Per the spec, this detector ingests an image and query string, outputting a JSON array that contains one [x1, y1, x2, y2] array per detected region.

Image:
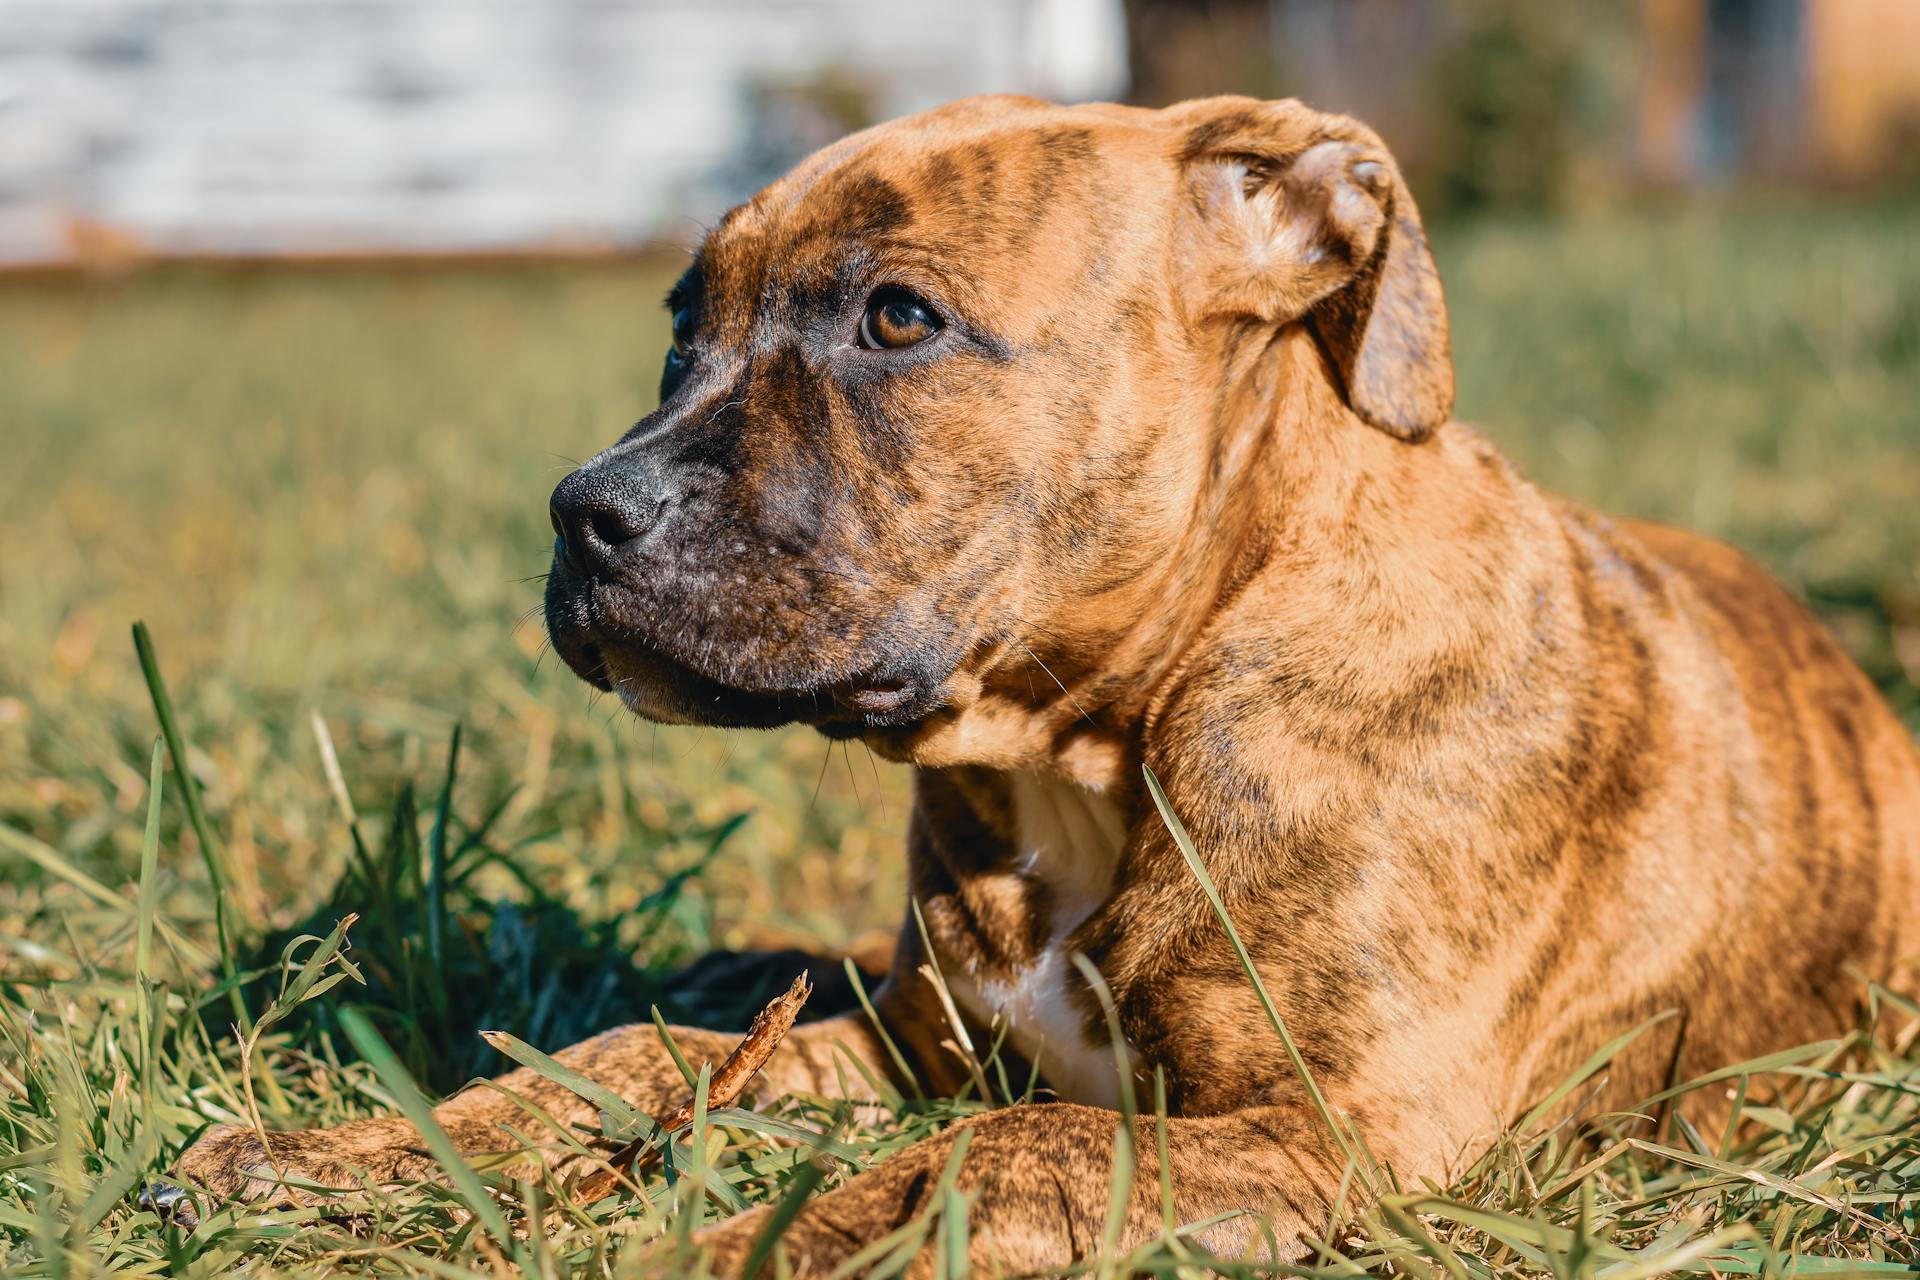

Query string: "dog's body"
[[162, 95, 1920, 1273]]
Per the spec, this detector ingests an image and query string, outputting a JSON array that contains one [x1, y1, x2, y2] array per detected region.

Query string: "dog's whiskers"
[[840, 740, 867, 817], [1012, 635, 1096, 728], [809, 739, 833, 812], [862, 742, 889, 823]]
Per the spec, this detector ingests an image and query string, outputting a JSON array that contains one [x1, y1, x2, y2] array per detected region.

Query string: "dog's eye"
[[661, 305, 696, 399], [858, 287, 942, 350]]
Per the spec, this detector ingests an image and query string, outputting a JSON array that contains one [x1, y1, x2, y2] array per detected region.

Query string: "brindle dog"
[[155, 95, 1920, 1273]]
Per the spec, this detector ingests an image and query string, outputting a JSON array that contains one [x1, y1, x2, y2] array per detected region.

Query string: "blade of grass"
[[132, 620, 251, 1033], [910, 898, 990, 1104], [1151, 1066, 1180, 1246], [938, 1181, 972, 1280], [843, 956, 921, 1100], [1072, 951, 1139, 1280], [74, 1128, 159, 1235], [426, 725, 460, 990], [689, 1061, 714, 1215], [1594, 1227, 1761, 1280], [1514, 1010, 1680, 1135], [479, 1029, 643, 1137], [134, 738, 164, 1091], [1143, 764, 1369, 1189], [1379, 1199, 1471, 1280], [704, 1108, 865, 1166], [1635, 1041, 1847, 1110], [649, 1006, 700, 1091], [238, 915, 362, 1134], [337, 1005, 517, 1253]]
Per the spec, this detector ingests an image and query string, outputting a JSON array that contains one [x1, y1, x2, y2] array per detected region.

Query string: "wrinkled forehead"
[[690, 100, 1169, 326]]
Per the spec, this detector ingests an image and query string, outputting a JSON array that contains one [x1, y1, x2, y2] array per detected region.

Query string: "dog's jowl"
[[158, 95, 1920, 1274]]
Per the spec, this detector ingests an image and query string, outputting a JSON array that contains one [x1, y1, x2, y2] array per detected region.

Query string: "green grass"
[[2, 203, 1918, 1275]]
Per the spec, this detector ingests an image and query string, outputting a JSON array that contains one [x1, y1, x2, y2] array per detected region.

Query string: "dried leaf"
[[573, 971, 811, 1203]]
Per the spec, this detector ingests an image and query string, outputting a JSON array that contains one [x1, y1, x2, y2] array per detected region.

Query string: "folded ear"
[[1174, 99, 1453, 442]]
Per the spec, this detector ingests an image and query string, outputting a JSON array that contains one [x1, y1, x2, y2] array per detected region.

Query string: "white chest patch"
[[943, 772, 1140, 1107]]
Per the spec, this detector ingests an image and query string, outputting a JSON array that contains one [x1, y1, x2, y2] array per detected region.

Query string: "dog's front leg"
[[147, 1011, 896, 1223], [693, 1099, 1355, 1276]]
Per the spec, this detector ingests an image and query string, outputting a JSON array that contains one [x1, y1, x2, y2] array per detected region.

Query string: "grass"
[[2, 201, 1918, 1275]]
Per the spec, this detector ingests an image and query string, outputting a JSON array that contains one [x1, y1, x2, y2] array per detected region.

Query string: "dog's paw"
[[688, 1202, 901, 1278], [141, 1118, 424, 1226], [678, 1207, 774, 1278]]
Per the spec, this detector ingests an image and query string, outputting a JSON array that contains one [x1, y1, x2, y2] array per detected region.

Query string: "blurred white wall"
[[0, 0, 1128, 263]]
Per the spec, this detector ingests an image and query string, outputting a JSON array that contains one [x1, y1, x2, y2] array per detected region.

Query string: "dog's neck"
[[1148, 329, 1551, 727], [928, 765, 1138, 1106], [1007, 769, 1131, 928], [886, 327, 1544, 793]]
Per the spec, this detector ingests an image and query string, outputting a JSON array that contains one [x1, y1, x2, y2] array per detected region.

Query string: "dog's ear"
[[1174, 99, 1453, 442]]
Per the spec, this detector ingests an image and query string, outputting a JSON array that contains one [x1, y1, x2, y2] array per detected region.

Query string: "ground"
[[2, 204, 1918, 1275]]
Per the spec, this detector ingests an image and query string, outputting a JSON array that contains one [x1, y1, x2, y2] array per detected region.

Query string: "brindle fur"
[[158, 95, 1920, 1274]]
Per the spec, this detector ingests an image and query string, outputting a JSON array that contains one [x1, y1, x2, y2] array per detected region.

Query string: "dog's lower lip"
[[833, 680, 916, 715]]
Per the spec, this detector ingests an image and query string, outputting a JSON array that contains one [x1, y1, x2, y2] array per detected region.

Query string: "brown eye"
[[670, 305, 695, 356], [858, 287, 942, 350]]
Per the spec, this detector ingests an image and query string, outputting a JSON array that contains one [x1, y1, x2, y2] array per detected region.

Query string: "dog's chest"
[[943, 772, 1138, 1107]]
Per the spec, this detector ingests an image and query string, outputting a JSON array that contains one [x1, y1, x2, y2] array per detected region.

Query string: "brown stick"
[[573, 971, 812, 1203]]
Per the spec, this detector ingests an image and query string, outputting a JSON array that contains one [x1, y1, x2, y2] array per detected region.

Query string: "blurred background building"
[[3, 0, 1918, 266], [0, 0, 1128, 263]]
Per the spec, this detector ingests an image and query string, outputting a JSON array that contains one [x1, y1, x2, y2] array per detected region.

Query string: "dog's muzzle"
[[542, 454, 959, 735]]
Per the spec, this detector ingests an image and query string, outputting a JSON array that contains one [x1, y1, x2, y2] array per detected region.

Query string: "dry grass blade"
[[572, 971, 812, 1204]]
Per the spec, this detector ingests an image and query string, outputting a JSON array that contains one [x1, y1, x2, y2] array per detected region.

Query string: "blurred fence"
[[0, 0, 1126, 264]]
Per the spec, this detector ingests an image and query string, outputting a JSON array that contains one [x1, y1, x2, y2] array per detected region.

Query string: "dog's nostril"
[[588, 508, 643, 552]]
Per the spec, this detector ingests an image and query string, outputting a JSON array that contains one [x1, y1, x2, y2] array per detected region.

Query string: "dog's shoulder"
[[1614, 516, 1841, 656]]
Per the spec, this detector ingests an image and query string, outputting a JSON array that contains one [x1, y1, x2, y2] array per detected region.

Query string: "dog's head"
[[544, 95, 1452, 763]]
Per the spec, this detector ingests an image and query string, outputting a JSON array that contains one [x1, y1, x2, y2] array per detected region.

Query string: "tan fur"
[[158, 95, 1920, 1276]]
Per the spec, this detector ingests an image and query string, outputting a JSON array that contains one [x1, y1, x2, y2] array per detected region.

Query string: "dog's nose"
[[548, 464, 661, 577]]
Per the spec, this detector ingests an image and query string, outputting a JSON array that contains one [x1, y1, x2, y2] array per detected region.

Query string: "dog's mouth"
[[541, 517, 967, 739], [556, 628, 950, 738]]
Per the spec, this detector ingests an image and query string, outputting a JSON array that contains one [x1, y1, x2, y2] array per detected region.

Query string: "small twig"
[[573, 972, 812, 1203]]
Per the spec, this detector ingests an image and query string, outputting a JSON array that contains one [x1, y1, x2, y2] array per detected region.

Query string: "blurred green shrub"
[[1420, 0, 1585, 215]]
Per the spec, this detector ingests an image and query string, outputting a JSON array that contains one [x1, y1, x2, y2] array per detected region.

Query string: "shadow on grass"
[[239, 754, 883, 1096]]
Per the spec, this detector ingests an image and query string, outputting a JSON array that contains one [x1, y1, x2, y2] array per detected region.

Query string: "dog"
[[156, 94, 1920, 1273]]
